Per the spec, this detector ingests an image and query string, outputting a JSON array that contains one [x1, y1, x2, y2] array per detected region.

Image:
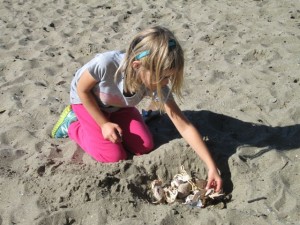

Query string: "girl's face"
[[139, 67, 172, 91]]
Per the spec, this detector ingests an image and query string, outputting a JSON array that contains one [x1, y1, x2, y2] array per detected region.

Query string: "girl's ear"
[[132, 61, 142, 70]]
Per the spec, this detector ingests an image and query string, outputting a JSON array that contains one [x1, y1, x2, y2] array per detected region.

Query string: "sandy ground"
[[0, 0, 300, 224]]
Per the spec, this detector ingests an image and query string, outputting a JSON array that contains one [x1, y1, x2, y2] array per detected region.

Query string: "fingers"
[[205, 178, 214, 190], [116, 130, 123, 142], [109, 130, 123, 143], [206, 176, 223, 192], [102, 123, 123, 143], [108, 133, 120, 143], [215, 179, 222, 192], [116, 126, 123, 138], [108, 136, 117, 143]]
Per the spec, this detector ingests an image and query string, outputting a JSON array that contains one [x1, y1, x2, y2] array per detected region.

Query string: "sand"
[[1, 0, 300, 224]]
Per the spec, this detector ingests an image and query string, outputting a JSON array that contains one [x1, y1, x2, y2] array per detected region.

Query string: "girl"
[[51, 26, 222, 191]]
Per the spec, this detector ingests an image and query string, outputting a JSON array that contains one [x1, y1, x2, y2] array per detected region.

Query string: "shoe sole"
[[51, 105, 72, 138]]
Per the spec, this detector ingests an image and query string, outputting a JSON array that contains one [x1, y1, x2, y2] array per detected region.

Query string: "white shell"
[[183, 190, 201, 205], [205, 188, 225, 199], [173, 165, 192, 182], [151, 180, 165, 203], [149, 166, 225, 207], [205, 188, 214, 196], [171, 178, 184, 188], [164, 187, 178, 204], [208, 191, 224, 199]]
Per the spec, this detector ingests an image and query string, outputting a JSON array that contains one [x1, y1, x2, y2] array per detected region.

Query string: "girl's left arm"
[[164, 99, 222, 192]]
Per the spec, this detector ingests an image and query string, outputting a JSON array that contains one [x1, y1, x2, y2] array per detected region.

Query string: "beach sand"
[[0, 0, 300, 224]]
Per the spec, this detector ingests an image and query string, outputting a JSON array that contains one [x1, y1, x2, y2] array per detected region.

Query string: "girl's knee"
[[133, 138, 154, 155], [144, 139, 154, 153]]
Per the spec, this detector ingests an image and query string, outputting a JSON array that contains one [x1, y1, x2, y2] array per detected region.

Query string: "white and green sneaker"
[[51, 105, 77, 138]]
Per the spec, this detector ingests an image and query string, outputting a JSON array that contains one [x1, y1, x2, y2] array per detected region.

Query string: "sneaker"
[[51, 105, 77, 138], [141, 109, 161, 123]]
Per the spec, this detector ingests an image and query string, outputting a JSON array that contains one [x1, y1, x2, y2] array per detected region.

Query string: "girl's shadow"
[[147, 110, 300, 193]]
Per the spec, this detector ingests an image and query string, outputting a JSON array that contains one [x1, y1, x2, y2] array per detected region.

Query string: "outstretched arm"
[[164, 99, 222, 192]]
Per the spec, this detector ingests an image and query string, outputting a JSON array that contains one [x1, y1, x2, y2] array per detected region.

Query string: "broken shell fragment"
[[177, 182, 192, 199], [172, 165, 192, 185], [171, 178, 184, 188], [193, 178, 207, 190], [204, 188, 225, 199], [151, 179, 165, 204], [205, 188, 214, 196], [164, 187, 178, 204], [208, 191, 225, 199], [183, 190, 202, 207]]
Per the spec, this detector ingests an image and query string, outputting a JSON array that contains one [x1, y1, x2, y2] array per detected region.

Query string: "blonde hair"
[[118, 26, 184, 109]]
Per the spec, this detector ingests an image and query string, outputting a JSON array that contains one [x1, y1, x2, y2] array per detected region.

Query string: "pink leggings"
[[68, 104, 154, 163]]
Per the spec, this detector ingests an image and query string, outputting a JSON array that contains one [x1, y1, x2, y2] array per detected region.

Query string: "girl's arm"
[[164, 99, 222, 192], [77, 69, 122, 143]]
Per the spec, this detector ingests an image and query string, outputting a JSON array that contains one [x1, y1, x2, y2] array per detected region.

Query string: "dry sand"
[[1, 0, 300, 224]]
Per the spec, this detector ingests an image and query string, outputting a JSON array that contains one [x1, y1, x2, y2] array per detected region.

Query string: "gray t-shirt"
[[70, 51, 173, 112]]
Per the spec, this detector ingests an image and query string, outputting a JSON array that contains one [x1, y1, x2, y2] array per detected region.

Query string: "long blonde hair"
[[118, 26, 184, 109]]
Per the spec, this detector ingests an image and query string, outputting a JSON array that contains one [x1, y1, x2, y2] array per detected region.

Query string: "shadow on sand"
[[148, 110, 300, 193]]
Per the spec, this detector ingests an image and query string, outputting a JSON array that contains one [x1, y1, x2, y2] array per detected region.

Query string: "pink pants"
[[68, 104, 154, 163]]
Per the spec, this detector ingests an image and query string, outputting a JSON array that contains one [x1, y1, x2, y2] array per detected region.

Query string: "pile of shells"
[[150, 166, 230, 208]]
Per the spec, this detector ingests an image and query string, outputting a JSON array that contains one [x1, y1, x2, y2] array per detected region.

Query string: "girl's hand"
[[101, 122, 123, 143], [206, 168, 223, 192]]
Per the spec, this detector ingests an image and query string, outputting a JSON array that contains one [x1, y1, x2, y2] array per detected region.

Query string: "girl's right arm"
[[77, 69, 122, 143]]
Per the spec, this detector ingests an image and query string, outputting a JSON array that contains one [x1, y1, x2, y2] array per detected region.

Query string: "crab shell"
[[151, 180, 165, 204], [193, 178, 207, 190], [183, 190, 202, 205], [173, 173, 191, 183], [164, 187, 178, 204], [171, 178, 184, 188], [205, 188, 215, 196], [171, 165, 192, 184], [206, 189, 225, 199], [177, 182, 192, 199]]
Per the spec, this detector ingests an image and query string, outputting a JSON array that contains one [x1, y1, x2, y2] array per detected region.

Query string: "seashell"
[[177, 182, 192, 199], [173, 173, 191, 183], [184, 194, 194, 205], [205, 188, 214, 196], [204, 188, 225, 200], [193, 178, 207, 190], [183, 190, 201, 206], [171, 178, 184, 188], [151, 179, 162, 189], [208, 191, 224, 199], [172, 165, 192, 184], [164, 187, 178, 204], [151, 180, 165, 204], [149, 166, 228, 207]]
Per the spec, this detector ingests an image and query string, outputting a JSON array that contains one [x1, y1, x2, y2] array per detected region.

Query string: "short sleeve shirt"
[[70, 51, 173, 112]]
